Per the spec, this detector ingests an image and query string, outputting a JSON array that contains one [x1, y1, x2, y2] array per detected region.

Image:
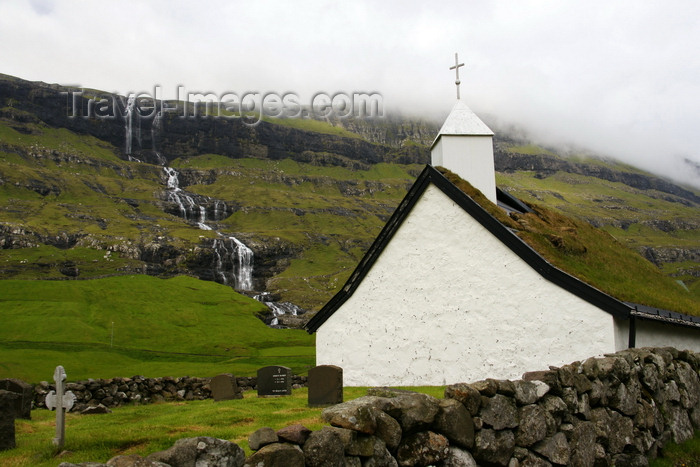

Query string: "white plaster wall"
[[635, 320, 700, 352], [431, 135, 497, 204], [316, 183, 618, 386], [613, 318, 631, 352]]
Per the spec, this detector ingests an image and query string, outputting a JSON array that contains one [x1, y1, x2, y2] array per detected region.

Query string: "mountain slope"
[[0, 72, 698, 319]]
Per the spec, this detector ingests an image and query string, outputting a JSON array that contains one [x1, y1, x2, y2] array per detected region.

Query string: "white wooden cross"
[[45, 365, 76, 447], [450, 53, 465, 100]]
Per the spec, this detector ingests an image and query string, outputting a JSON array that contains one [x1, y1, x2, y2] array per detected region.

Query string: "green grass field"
[[2, 386, 446, 467], [0, 275, 315, 382]]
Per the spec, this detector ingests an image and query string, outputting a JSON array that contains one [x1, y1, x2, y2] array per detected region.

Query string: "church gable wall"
[[316, 183, 617, 386]]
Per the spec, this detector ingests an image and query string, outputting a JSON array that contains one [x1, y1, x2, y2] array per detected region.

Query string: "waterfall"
[[124, 95, 134, 155], [123, 95, 142, 161], [231, 236, 253, 290], [151, 110, 167, 166], [163, 166, 252, 291], [210, 236, 254, 290], [254, 293, 303, 327]]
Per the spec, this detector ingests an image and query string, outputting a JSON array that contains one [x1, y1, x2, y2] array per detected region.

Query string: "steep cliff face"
[[0, 75, 428, 168], [494, 149, 700, 205]]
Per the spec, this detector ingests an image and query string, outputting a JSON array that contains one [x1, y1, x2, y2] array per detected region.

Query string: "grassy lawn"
[[650, 430, 700, 467], [1, 386, 445, 467], [0, 275, 315, 382]]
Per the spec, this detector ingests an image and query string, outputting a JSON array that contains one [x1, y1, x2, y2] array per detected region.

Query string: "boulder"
[[532, 432, 570, 465], [441, 446, 478, 467], [432, 398, 474, 449], [395, 431, 449, 467], [248, 427, 278, 450], [611, 453, 649, 467], [303, 428, 346, 467], [362, 436, 398, 467], [347, 434, 381, 457], [480, 394, 518, 430], [609, 382, 639, 416], [105, 455, 171, 466], [81, 404, 112, 415], [608, 411, 634, 454], [516, 405, 547, 447], [513, 380, 540, 406], [322, 398, 379, 434], [146, 437, 245, 467], [444, 383, 481, 416], [243, 443, 304, 467], [384, 393, 440, 434], [569, 421, 596, 467], [473, 429, 515, 467], [470, 379, 498, 397], [374, 409, 402, 451], [276, 424, 311, 445], [663, 404, 694, 444]]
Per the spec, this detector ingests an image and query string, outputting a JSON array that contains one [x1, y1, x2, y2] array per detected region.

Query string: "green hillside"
[[0, 73, 698, 386], [0, 275, 314, 382]]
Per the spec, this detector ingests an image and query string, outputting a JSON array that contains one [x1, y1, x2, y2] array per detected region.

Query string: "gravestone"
[[45, 366, 76, 448], [308, 365, 343, 407], [0, 379, 33, 420], [210, 374, 242, 401], [0, 390, 21, 451], [257, 366, 292, 397]]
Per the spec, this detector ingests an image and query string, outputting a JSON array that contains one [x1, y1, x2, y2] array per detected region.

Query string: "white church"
[[305, 56, 700, 387]]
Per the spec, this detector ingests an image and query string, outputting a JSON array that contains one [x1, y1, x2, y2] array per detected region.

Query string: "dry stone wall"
[[32, 375, 308, 412], [45, 347, 700, 467], [245, 347, 700, 467]]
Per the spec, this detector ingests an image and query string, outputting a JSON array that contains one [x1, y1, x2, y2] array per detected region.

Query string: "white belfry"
[[431, 56, 497, 203]]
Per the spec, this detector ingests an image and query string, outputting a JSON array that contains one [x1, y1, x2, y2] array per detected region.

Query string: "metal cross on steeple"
[[450, 53, 465, 100]]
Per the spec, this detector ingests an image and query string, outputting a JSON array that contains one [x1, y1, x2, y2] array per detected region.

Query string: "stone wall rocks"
[[33, 348, 700, 466], [33, 375, 308, 411]]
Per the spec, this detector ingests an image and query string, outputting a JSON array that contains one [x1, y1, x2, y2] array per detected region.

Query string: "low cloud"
[[1, 0, 698, 187]]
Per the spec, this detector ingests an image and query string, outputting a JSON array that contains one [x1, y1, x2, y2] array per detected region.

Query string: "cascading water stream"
[[163, 167, 253, 291], [124, 95, 142, 162], [125, 110, 301, 325], [254, 293, 302, 326]]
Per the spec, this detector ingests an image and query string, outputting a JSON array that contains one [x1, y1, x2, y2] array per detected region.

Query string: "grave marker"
[[45, 365, 76, 448], [309, 365, 343, 407], [308, 365, 343, 407], [0, 379, 33, 420], [257, 365, 292, 397], [210, 374, 242, 401], [0, 390, 21, 451]]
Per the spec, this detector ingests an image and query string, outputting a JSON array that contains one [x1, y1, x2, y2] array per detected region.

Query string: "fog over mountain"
[[1, 0, 699, 187]]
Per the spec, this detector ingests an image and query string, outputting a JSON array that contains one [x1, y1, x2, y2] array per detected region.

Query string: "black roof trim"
[[305, 165, 693, 333], [497, 187, 534, 214], [626, 302, 700, 329]]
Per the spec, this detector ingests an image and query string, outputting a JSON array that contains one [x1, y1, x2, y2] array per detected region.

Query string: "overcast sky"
[[1, 0, 699, 187]]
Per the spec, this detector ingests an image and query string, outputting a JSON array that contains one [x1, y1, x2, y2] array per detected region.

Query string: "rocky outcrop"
[[639, 246, 700, 268]]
